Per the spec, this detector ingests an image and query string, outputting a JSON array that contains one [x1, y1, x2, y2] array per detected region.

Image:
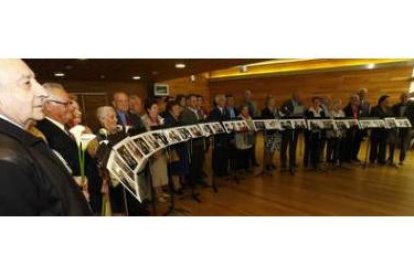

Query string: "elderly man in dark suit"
[[390, 92, 414, 165], [280, 91, 305, 174], [0, 59, 91, 215], [37, 83, 101, 214], [112, 91, 146, 135], [181, 94, 206, 186], [210, 94, 231, 177]]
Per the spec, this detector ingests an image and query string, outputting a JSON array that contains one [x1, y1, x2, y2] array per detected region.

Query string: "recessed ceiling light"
[[175, 63, 186, 69], [366, 63, 375, 69], [100, 75, 106, 79], [239, 65, 248, 73], [54, 72, 65, 77], [132, 76, 141, 80], [190, 75, 196, 82]]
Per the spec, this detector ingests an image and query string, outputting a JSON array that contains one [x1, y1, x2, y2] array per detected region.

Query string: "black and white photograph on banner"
[[188, 125, 204, 138], [385, 117, 397, 128], [176, 127, 192, 140], [124, 139, 145, 163], [395, 118, 412, 128], [133, 136, 153, 156], [199, 123, 214, 136], [253, 120, 265, 131], [279, 119, 294, 129], [307, 119, 324, 130], [114, 143, 139, 171], [152, 131, 170, 147], [292, 119, 307, 129], [263, 119, 281, 130], [165, 128, 183, 144], [3, 4, 414, 275], [223, 121, 236, 133], [107, 152, 137, 188], [143, 133, 162, 150], [210, 122, 225, 134], [359, 119, 378, 129]]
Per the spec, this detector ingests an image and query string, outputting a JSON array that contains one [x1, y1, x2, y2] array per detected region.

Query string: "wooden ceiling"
[[24, 59, 267, 83]]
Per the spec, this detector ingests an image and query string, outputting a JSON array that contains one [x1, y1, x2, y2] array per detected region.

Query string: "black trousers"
[[389, 129, 411, 163], [189, 140, 204, 184], [370, 131, 387, 164], [235, 148, 252, 170], [281, 129, 299, 168], [343, 128, 363, 162], [326, 137, 341, 163], [309, 132, 322, 169], [212, 144, 229, 177]]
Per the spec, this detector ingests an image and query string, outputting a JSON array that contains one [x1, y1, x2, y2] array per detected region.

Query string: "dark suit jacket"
[[343, 104, 362, 119], [116, 111, 147, 134], [180, 107, 200, 125], [392, 102, 414, 125], [280, 99, 304, 117], [0, 118, 91, 215], [209, 106, 230, 122], [37, 119, 102, 213]]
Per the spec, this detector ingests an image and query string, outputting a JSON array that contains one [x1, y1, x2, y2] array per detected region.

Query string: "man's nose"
[[34, 80, 49, 99]]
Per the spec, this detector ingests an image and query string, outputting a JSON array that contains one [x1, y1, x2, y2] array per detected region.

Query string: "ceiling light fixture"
[[190, 75, 196, 82], [239, 65, 248, 73], [175, 63, 186, 69], [132, 76, 141, 80], [366, 63, 375, 69], [54, 72, 65, 77]]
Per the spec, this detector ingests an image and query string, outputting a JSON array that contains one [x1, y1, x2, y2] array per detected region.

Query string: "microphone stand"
[[186, 137, 202, 203], [255, 127, 272, 177], [211, 135, 219, 193], [163, 144, 192, 216]]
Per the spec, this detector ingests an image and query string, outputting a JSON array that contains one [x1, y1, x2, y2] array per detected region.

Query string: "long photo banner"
[[107, 117, 412, 202]]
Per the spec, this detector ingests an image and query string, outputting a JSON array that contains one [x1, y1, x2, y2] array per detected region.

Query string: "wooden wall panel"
[[209, 66, 413, 111], [162, 73, 211, 109]]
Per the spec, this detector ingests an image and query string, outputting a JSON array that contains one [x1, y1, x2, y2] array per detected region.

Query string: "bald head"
[[0, 59, 48, 128], [43, 83, 74, 124]]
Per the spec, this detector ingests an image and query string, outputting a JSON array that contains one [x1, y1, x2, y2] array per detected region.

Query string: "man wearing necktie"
[[112, 91, 146, 134], [0, 59, 91, 215]]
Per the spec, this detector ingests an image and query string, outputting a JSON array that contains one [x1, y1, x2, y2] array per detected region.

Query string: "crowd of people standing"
[[1, 59, 413, 216]]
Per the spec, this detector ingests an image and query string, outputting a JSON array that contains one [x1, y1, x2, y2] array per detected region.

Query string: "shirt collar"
[[0, 114, 24, 129], [46, 117, 66, 132], [0, 117, 41, 146]]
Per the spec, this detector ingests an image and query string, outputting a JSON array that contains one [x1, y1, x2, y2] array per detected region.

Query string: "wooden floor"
[[160, 136, 414, 216]]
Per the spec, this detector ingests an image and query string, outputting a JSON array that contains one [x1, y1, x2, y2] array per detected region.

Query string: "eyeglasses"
[[47, 99, 71, 107]]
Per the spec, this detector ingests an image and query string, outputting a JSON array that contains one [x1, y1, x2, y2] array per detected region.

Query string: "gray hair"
[[96, 106, 115, 121], [43, 82, 65, 91], [42, 82, 66, 99]]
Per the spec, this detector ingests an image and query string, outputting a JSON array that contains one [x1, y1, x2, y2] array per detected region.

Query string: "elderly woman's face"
[[104, 109, 118, 132]]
